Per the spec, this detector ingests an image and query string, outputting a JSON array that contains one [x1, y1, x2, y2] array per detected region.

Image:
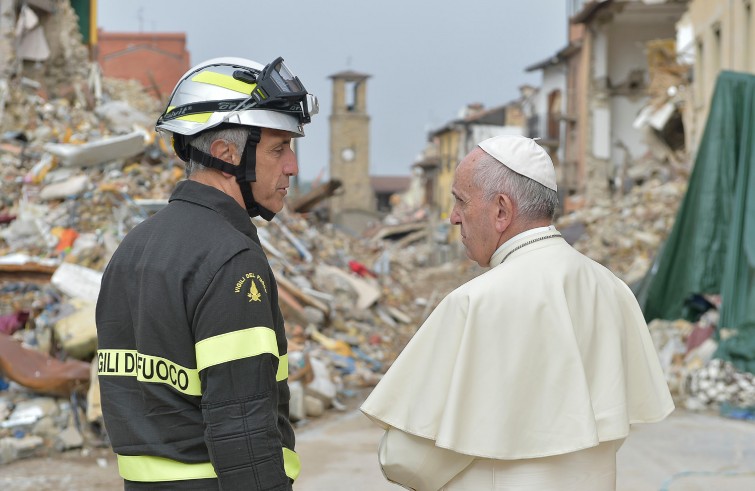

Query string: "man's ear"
[[494, 193, 514, 233], [210, 139, 232, 161], [209, 139, 237, 178]]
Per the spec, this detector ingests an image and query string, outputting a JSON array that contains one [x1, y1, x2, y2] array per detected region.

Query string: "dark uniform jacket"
[[96, 180, 297, 490]]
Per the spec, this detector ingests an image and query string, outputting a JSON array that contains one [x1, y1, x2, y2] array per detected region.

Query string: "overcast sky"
[[98, 0, 567, 180]]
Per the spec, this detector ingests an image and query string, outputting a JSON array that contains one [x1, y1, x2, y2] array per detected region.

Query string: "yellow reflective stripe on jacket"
[[97, 349, 201, 396], [277, 353, 289, 381], [195, 326, 280, 372], [117, 449, 300, 482], [283, 447, 301, 481], [191, 71, 256, 94], [117, 454, 216, 482]]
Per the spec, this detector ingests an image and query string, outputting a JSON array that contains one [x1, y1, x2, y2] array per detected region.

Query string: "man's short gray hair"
[[185, 126, 250, 177], [472, 151, 559, 221]]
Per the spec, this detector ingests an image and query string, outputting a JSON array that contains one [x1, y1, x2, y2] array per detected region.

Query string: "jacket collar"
[[169, 180, 259, 242]]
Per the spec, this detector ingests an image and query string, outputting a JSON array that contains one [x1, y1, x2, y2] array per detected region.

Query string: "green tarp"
[[641, 70, 755, 371]]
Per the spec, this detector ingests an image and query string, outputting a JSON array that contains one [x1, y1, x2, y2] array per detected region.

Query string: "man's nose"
[[449, 208, 460, 225], [284, 152, 299, 176]]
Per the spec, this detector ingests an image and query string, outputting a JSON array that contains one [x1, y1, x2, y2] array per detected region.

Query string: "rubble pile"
[[648, 299, 755, 420], [237, 210, 477, 422], [556, 175, 687, 286]]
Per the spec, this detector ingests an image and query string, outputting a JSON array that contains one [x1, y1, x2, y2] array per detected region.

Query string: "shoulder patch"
[[234, 272, 268, 302]]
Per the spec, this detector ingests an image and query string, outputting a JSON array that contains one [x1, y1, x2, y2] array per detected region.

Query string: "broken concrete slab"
[[43, 131, 145, 168], [38, 174, 89, 200], [50, 262, 102, 303], [94, 101, 154, 134], [315, 264, 380, 310], [53, 299, 96, 360], [53, 425, 84, 452]]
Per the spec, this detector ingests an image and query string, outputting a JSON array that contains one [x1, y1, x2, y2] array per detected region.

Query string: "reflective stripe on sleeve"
[[97, 349, 201, 396], [277, 353, 289, 381], [283, 447, 301, 481], [117, 449, 299, 482], [195, 327, 280, 372], [117, 454, 217, 482]]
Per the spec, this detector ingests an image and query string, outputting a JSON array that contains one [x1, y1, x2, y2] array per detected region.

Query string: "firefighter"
[[96, 56, 318, 490]]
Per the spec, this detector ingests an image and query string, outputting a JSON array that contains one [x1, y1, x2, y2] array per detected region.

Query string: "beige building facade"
[[682, 0, 755, 151]]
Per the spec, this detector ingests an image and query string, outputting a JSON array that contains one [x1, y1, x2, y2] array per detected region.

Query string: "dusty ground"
[[0, 446, 121, 490], [0, 394, 370, 490], [6, 406, 748, 491], [295, 408, 755, 491]]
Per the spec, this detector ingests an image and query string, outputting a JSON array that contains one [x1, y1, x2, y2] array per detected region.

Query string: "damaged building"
[[559, 0, 688, 206]]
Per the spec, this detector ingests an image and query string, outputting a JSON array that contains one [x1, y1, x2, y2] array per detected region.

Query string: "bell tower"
[[328, 70, 372, 221]]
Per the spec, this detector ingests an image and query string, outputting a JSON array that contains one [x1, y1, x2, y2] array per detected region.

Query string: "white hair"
[[185, 126, 250, 177], [472, 151, 559, 221]]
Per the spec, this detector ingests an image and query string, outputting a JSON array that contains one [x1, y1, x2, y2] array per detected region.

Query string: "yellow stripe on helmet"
[[164, 106, 213, 123], [176, 113, 212, 123], [191, 71, 256, 95]]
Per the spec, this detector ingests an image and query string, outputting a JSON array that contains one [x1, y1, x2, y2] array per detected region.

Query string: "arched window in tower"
[[345, 81, 358, 112]]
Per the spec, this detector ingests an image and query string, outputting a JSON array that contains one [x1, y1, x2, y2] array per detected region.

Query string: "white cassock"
[[361, 227, 674, 491]]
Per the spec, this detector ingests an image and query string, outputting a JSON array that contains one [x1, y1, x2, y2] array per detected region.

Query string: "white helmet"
[[155, 56, 318, 220], [156, 56, 318, 142]]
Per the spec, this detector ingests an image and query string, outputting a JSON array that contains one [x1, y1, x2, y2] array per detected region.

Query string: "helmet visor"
[[252, 57, 316, 123], [269, 59, 304, 94]]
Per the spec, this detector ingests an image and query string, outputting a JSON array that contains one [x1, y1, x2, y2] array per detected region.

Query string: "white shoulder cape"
[[361, 230, 674, 460]]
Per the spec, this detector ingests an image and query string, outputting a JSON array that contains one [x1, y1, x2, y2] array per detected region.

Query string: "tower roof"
[[329, 69, 371, 80]]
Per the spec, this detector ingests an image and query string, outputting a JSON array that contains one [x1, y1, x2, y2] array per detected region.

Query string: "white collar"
[[489, 225, 557, 267]]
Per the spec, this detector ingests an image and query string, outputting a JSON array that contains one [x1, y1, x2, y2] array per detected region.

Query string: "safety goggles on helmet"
[[157, 56, 318, 127]]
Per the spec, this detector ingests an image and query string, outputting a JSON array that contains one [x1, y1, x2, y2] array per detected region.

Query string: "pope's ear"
[[495, 193, 514, 233]]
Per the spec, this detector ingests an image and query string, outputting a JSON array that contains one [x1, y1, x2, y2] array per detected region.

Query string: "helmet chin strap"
[[185, 127, 277, 221], [237, 127, 277, 221]]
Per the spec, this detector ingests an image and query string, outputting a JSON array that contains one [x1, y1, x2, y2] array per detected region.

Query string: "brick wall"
[[97, 30, 190, 102]]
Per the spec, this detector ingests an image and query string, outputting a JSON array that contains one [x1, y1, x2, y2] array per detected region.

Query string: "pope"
[[361, 135, 674, 491]]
